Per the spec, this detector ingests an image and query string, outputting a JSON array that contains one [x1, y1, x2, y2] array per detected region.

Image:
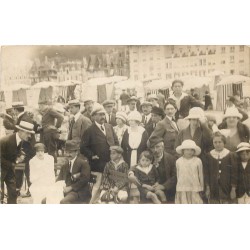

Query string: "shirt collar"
[[95, 121, 106, 133], [210, 148, 230, 159], [165, 115, 173, 121], [145, 113, 151, 119], [16, 132, 22, 146], [169, 91, 188, 101], [74, 112, 81, 121]]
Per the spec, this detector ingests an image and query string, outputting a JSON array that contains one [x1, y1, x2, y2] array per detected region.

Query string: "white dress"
[[29, 154, 55, 204]]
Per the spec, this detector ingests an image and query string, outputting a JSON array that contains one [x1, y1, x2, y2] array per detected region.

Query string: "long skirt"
[[175, 191, 203, 204]]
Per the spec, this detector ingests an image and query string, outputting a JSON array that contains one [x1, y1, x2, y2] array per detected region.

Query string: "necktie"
[[69, 161, 72, 173], [101, 125, 104, 131], [109, 114, 111, 123], [144, 116, 147, 125], [68, 117, 75, 140]]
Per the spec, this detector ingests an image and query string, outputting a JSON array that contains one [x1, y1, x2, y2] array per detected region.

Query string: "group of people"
[[1, 79, 250, 204]]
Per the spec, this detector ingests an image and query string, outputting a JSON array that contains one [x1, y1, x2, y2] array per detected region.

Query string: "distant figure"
[[190, 88, 195, 97], [204, 91, 213, 110], [157, 90, 166, 109], [193, 93, 200, 101], [119, 89, 130, 111]]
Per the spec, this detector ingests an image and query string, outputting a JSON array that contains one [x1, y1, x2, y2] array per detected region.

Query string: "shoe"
[[21, 190, 31, 198]]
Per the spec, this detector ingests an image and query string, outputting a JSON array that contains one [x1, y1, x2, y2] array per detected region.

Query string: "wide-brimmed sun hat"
[[184, 107, 204, 120], [176, 139, 201, 156], [223, 107, 243, 120], [127, 111, 142, 123], [115, 111, 127, 123]]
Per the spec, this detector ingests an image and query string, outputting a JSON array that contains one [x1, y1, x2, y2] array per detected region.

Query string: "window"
[[199, 59, 203, 66], [166, 63, 169, 69], [239, 46, 244, 52], [134, 75, 138, 80], [158, 73, 161, 77], [203, 59, 206, 66], [230, 56, 234, 63], [230, 70, 234, 74], [142, 58, 146, 62], [221, 60, 226, 64], [221, 47, 226, 53], [230, 46, 235, 53], [133, 59, 137, 63], [239, 71, 245, 75], [239, 59, 244, 63], [150, 66, 154, 71], [143, 74, 147, 79], [150, 57, 153, 61]]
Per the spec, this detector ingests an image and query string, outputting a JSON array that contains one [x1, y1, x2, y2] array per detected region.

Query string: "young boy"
[[236, 142, 250, 204], [99, 146, 129, 204]]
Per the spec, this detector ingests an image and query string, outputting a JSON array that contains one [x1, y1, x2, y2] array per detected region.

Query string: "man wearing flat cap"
[[103, 100, 117, 127], [82, 99, 95, 121], [81, 104, 119, 203], [67, 99, 92, 143], [129, 137, 177, 203], [38, 100, 64, 163], [57, 140, 91, 204], [1, 121, 35, 203], [141, 101, 153, 136]]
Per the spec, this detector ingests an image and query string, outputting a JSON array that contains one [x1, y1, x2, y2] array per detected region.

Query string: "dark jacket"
[[236, 160, 250, 198], [41, 108, 64, 131], [149, 116, 179, 156], [142, 115, 154, 137], [105, 113, 117, 127], [80, 123, 119, 173], [121, 129, 148, 166], [57, 155, 91, 201], [168, 94, 204, 119], [3, 115, 16, 130]]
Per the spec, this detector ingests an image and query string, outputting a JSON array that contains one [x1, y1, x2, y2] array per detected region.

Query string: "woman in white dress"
[[29, 143, 55, 204]]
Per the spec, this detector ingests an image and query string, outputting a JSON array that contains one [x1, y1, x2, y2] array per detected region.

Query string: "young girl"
[[113, 112, 128, 145], [133, 151, 166, 204], [29, 143, 55, 204], [175, 140, 204, 204], [205, 131, 237, 204], [236, 142, 250, 204]]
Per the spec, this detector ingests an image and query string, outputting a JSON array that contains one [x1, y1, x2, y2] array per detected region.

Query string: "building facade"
[[129, 45, 250, 80]]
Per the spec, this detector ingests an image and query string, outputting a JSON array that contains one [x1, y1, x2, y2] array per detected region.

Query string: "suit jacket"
[[68, 114, 92, 142], [57, 155, 91, 200], [237, 160, 250, 198], [41, 108, 64, 131], [149, 116, 179, 156], [105, 113, 117, 127], [169, 95, 204, 119], [80, 123, 119, 172], [82, 111, 93, 122], [0, 133, 34, 172]]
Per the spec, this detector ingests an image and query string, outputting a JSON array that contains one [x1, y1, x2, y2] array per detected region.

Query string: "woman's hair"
[[212, 131, 226, 144], [139, 150, 154, 162], [164, 100, 177, 110]]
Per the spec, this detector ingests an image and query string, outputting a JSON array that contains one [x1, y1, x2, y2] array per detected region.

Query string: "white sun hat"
[[223, 107, 243, 120], [176, 139, 201, 156], [127, 111, 142, 123]]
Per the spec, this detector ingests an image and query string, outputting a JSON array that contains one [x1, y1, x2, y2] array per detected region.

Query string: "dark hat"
[[65, 140, 80, 151], [151, 106, 165, 118], [148, 137, 164, 148], [34, 143, 46, 151], [102, 100, 115, 107], [110, 146, 124, 154], [12, 101, 24, 108], [127, 96, 138, 103], [38, 100, 52, 105]]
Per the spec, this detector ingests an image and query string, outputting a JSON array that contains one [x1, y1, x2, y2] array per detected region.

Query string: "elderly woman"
[[113, 111, 128, 145], [218, 107, 250, 152], [121, 111, 148, 167], [149, 101, 179, 156], [175, 107, 213, 156]]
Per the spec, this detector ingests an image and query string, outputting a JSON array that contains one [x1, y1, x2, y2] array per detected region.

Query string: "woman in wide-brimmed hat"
[[121, 111, 148, 167], [175, 107, 213, 156], [218, 107, 250, 152], [175, 140, 204, 204]]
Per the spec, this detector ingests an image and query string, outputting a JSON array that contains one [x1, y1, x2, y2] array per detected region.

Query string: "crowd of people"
[[1, 79, 250, 204]]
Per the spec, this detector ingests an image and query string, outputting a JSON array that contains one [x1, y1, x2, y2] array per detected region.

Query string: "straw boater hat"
[[115, 111, 127, 123], [127, 111, 142, 123], [184, 107, 205, 120], [176, 139, 201, 156], [236, 142, 250, 153], [15, 121, 35, 134], [223, 107, 243, 120]]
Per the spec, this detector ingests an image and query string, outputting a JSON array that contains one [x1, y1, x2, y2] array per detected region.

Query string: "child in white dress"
[[175, 140, 204, 204]]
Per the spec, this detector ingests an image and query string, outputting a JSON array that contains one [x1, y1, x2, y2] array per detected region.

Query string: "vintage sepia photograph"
[[1, 45, 250, 205]]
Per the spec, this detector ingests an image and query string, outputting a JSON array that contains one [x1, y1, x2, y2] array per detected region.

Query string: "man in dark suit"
[[103, 100, 117, 127], [82, 99, 94, 122], [1, 121, 35, 204], [67, 99, 92, 142], [12, 102, 39, 195], [38, 100, 64, 163], [57, 140, 91, 204], [129, 137, 177, 203], [141, 101, 153, 136], [81, 105, 119, 203]]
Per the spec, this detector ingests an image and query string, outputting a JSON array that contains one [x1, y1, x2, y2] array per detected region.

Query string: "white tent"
[[178, 76, 212, 90], [216, 75, 250, 86]]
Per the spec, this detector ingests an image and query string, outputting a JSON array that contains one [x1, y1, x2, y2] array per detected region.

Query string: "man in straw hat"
[[57, 140, 91, 204], [1, 121, 35, 204], [67, 99, 92, 143], [81, 104, 119, 203]]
